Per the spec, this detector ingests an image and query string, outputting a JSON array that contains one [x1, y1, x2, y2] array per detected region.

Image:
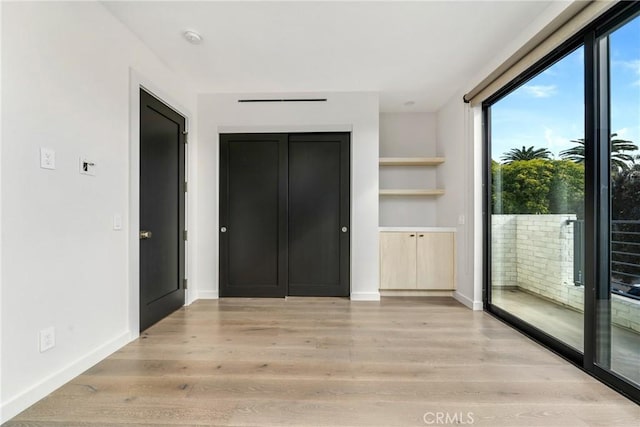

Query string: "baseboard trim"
[[350, 291, 381, 301], [1, 331, 131, 424], [185, 289, 197, 305], [379, 290, 454, 297], [197, 290, 219, 299], [453, 291, 483, 310]]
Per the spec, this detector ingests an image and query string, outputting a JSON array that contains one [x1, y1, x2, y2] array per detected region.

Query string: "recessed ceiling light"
[[183, 30, 203, 45], [404, 101, 415, 107]]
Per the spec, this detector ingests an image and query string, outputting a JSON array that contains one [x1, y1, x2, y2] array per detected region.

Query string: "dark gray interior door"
[[219, 132, 350, 297], [219, 134, 288, 297], [288, 133, 350, 296], [139, 89, 185, 331]]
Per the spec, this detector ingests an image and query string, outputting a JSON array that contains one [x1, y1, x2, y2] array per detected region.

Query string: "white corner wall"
[[0, 0, 4, 414], [379, 113, 438, 226], [1, 2, 197, 422], [196, 93, 380, 301], [436, 98, 482, 310], [434, 1, 579, 311]]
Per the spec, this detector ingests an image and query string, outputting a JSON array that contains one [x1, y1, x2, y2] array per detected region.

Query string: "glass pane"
[[598, 14, 640, 385], [490, 47, 585, 351]]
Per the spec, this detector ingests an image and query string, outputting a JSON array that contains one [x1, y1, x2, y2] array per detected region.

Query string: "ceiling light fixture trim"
[[183, 30, 203, 45]]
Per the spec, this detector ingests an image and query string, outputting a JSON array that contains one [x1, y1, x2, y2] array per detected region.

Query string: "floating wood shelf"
[[379, 189, 445, 196], [379, 157, 445, 166]]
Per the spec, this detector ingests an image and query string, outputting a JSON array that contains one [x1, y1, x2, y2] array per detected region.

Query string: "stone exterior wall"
[[491, 215, 517, 288], [515, 214, 576, 298], [491, 214, 640, 333], [613, 294, 640, 333]]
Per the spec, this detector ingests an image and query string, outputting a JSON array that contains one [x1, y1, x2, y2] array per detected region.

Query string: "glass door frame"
[[482, 1, 640, 404]]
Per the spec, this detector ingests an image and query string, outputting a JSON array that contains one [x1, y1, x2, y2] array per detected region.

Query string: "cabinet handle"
[[409, 234, 415, 237], [419, 234, 424, 237]]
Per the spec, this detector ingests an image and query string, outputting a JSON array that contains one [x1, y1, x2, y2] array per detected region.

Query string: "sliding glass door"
[[485, 2, 640, 402], [596, 14, 640, 387], [489, 46, 586, 352]]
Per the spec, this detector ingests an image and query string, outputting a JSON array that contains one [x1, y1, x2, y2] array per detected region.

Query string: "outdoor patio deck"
[[493, 288, 640, 385]]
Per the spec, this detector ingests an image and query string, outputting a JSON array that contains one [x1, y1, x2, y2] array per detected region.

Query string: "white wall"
[[0, 0, 4, 412], [435, 97, 480, 309], [1, 2, 197, 422], [435, 1, 578, 310], [196, 92, 380, 301], [379, 113, 438, 226]]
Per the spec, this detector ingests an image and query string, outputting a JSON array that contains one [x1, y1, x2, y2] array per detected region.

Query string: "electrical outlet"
[[40, 148, 56, 170], [39, 327, 55, 353]]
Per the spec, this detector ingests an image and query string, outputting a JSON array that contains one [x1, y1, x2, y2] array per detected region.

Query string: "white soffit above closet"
[[102, 1, 561, 112]]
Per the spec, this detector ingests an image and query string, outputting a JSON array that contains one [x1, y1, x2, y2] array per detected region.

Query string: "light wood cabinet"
[[380, 231, 455, 291], [416, 232, 455, 290], [380, 232, 418, 289]]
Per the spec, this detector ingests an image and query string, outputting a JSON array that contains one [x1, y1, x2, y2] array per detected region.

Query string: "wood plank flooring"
[[5, 297, 639, 426]]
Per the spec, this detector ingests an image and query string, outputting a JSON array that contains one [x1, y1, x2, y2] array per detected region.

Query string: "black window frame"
[[482, 1, 640, 404]]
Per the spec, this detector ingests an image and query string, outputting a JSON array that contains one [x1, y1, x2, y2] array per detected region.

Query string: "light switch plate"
[[40, 148, 56, 170], [79, 157, 96, 176], [113, 214, 122, 231]]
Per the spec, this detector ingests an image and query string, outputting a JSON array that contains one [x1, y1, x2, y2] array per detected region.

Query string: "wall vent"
[[238, 98, 327, 103]]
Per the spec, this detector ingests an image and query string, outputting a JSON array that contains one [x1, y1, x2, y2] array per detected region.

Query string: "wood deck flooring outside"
[[5, 297, 639, 426]]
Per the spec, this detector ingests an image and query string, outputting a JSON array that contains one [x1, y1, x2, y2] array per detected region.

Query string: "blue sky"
[[491, 14, 640, 162]]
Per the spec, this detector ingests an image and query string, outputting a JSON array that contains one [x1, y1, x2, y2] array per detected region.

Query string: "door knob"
[[139, 230, 152, 239], [221, 227, 227, 233], [341, 226, 348, 233]]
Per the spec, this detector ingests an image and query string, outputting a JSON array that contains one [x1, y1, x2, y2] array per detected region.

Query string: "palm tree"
[[500, 146, 552, 164], [559, 134, 637, 172]]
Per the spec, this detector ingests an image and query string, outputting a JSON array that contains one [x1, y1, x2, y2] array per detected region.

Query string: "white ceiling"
[[103, 1, 557, 112]]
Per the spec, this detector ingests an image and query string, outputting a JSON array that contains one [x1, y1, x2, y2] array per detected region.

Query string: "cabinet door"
[[416, 232, 455, 290], [380, 232, 417, 289]]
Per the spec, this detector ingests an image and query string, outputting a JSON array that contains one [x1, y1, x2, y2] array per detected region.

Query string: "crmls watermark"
[[423, 411, 475, 425]]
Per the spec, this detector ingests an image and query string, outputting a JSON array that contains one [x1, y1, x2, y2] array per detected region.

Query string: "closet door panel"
[[288, 133, 350, 296], [219, 134, 287, 297]]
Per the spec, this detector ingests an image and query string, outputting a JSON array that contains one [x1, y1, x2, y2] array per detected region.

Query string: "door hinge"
[[183, 278, 188, 289], [184, 181, 188, 193], [183, 230, 188, 241], [183, 131, 188, 144]]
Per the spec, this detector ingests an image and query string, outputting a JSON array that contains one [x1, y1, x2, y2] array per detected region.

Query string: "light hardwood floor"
[[5, 297, 640, 426]]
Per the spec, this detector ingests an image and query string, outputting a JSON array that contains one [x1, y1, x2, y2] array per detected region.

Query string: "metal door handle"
[[139, 230, 152, 239], [341, 227, 348, 233], [221, 227, 227, 233]]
